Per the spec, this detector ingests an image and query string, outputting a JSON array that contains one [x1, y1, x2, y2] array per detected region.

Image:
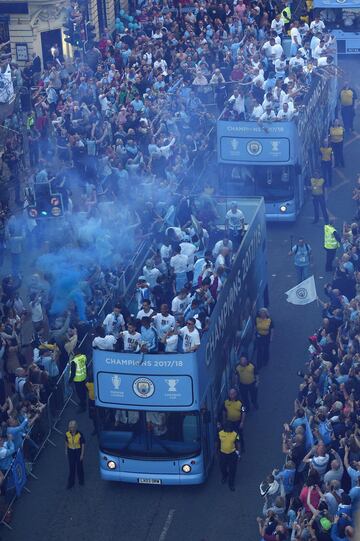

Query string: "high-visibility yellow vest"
[[340, 89, 353, 106], [280, 6, 291, 25], [72, 354, 87, 382], [66, 431, 82, 449], [324, 225, 339, 250], [311, 177, 325, 196]]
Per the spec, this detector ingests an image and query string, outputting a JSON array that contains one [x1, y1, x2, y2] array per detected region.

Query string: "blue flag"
[[9, 450, 27, 496]]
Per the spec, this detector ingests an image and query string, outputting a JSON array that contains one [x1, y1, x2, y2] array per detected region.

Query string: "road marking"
[[158, 509, 176, 541], [271, 274, 277, 277], [318, 276, 324, 279]]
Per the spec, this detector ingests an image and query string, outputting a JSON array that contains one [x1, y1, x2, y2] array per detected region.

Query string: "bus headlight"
[[182, 464, 192, 473], [107, 460, 116, 470], [279, 205, 287, 213]]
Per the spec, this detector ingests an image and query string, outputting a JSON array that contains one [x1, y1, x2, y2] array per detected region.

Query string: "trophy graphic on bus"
[[165, 379, 179, 392], [112, 375, 121, 390]]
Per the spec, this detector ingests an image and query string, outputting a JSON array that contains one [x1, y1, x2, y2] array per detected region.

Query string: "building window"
[[97, 0, 108, 32]]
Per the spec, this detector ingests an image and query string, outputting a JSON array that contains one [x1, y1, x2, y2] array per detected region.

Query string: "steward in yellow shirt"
[[222, 388, 246, 452], [340, 84, 357, 132], [217, 422, 240, 491], [235, 356, 259, 411]]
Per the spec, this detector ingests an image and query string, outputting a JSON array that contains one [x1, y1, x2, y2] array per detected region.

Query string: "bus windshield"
[[98, 409, 201, 459], [221, 165, 295, 202]]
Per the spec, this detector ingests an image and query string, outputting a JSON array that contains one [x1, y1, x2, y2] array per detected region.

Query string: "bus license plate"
[[138, 478, 162, 485]]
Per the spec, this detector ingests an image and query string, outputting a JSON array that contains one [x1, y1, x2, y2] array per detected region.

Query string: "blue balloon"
[[128, 15, 134, 21], [129, 23, 134, 29], [120, 9, 125, 15], [115, 17, 120, 23]]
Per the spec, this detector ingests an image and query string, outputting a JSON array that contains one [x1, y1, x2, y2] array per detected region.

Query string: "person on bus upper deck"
[[178, 318, 201, 353], [140, 317, 158, 353], [225, 202, 245, 248], [92, 326, 117, 351], [310, 15, 326, 35], [102, 304, 125, 339], [152, 304, 176, 351], [212, 236, 233, 259], [290, 21, 302, 56], [120, 321, 141, 353]]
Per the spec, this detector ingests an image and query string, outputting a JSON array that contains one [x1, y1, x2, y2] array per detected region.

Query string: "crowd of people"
[[0, 0, 348, 523], [93, 201, 245, 353], [256, 217, 360, 538]]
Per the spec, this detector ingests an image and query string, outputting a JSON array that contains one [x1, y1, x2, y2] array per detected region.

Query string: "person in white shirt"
[[152, 304, 176, 346], [259, 106, 276, 122], [274, 55, 287, 78], [180, 240, 197, 276], [262, 92, 274, 111], [215, 246, 231, 272], [164, 329, 179, 353], [250, 100, 264, 120], [317, 55, 333, 67], [212, 237, 233, 258], [92, 326, 117, 350], [277, 102, 294, 120], [160, 240, 172, 265], [179, 319, 201, 353], [299, 20, 310, 40], [310, 16, 326, 34], [228, 89, 245, 117], [120, 322, 141, 352], [103, 305, 125, 338], [289, 52, 305, 70], [262, 38, 283, 60], [171, 289, 191, 320], [225, 201, 245, 248], [290, 21, 302, 56], [271, 14, 284, 36], [310, 33, 321, 58], [298, 43, 311, 60], [142, 259, 162, 289], [136, 300, 156, 321], [313, 40, 327, 60], [170, 245, 189, 291], [29, 293, 44, 331]]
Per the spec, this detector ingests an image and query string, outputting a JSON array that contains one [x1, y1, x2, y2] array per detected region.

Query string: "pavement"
[[2, 57, 360, 541]]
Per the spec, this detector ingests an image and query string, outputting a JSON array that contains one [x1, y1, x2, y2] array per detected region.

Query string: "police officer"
[[324, 219, 341, 273], [65, 420, 85, 489], [217, 421, 240, 491], [222, 388, 246, 453], [309, 170, 329, 224], [69, 350, 87, 413]]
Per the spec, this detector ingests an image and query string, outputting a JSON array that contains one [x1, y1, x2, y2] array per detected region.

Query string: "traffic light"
[[27, 184, 64, 219], [63, 19, 75, 44], [86, 22, 97, 46]]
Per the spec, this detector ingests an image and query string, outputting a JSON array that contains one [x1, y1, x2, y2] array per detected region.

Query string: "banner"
[[285, 275, 317, 305], [0, 64, 14, 104], [9, 450, 27, 496]]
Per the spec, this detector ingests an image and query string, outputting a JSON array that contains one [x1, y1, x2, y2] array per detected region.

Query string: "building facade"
[[0, 0, 117, 69]]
